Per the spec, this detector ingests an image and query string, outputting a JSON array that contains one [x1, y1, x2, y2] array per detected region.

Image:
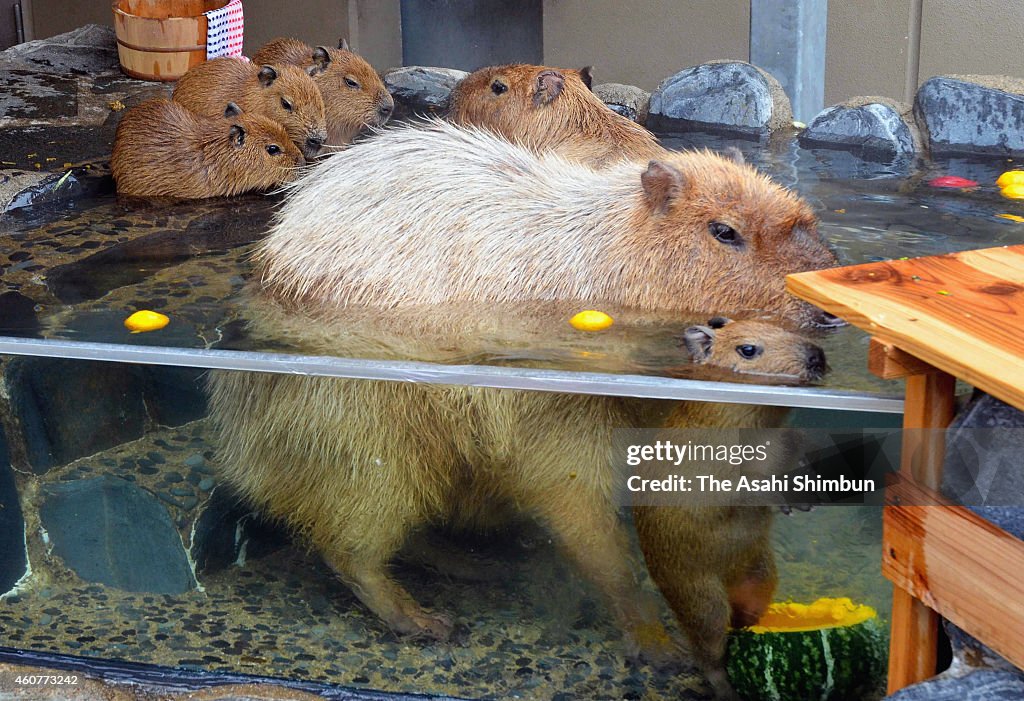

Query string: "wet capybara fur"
[[111, 100, 303, 198], [172, 58, 327, 160], [449, 63, 662, 166], [208, 120, 834, 689], [635, 317, 825, 699], [253, 37, 394, 147]]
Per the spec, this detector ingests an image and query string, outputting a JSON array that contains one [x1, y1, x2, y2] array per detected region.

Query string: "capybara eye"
[[344, 76, 361, 90], [709, 221, 742, 247], [266, 144, 282, 156], [491, 79, 508, 95], [281, 97, 294, 112], [736, 344, 763, 359]]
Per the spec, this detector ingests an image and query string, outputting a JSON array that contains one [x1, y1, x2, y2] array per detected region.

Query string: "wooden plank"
[[900, 372, 955, 488], [887, 587, 939, 693], [883, 478, 1024, 672], [868, 338, 940, 379], [787, 246, 1024, 411]]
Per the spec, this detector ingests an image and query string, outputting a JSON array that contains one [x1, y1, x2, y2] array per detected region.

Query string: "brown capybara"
[[634, 317, 824, 699], [110, 100, 304, 198], [449, 63, 662, 166], [207, 120, 836, 681], [172, 58, 327, 160], [253, 37, 393, 146], [683, 316, 827, 382]]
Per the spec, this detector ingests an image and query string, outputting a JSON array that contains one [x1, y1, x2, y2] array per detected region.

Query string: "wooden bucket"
[[112, 0, 229, 81]]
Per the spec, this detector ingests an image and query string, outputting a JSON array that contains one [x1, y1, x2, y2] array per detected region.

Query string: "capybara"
[[111, 100, 304, 198], [208, 119, 835, 679], [253, 37, 393, 146], [259, 119, 837, 327], [683, 316, 827, 381], [634, 318, 824, 698], [172, 58, 327, 160], [449, 63, 662, 166]]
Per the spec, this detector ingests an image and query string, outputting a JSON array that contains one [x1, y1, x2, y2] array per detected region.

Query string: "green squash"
[[726, 597, 887, 701]]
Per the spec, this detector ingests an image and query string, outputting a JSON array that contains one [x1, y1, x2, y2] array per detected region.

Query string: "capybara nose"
[[305, 136, 324, 154], [377, 101, 394, 123], [804, 344, 828, 380]]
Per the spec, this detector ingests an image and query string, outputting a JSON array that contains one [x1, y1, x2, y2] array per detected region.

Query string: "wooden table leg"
[[886, 370, 956, 694]]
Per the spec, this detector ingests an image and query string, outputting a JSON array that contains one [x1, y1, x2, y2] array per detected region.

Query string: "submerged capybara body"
[[110, 99, 304, 198], [449, 63, 661, 166], [172, 58, 327, 160], [208, 120, 835, 692], [253, 38, 393, 146]]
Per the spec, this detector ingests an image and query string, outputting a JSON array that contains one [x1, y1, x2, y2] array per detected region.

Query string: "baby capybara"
[[253, 37, 394, 146], [111, 100, 303, 198], [208, 119, 835, 683], [449, 63, 662, 166], [172, 58, 327, 160], [635, 315, 826, 699]]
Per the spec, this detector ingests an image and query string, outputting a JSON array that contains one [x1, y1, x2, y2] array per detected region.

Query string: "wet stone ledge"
[[38, 474, 196, 594], [915, 75, 1024, 156]]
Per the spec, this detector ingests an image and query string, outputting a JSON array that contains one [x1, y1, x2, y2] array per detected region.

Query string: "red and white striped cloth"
[[204, 0, 244, 60]]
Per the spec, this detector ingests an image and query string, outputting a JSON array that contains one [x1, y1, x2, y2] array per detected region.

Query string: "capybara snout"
[[683, 317, 829, 381]]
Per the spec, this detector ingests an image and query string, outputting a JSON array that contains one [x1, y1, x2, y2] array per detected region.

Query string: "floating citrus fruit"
[[124, 310, 169, 333], [569, 310, 614, 331], [996, 171, 1024, 189]]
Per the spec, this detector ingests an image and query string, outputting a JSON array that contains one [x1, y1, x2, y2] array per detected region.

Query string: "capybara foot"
[[389, 608, 454, 641], [624, 621, 683, 672], [704, 666, 740, 701]]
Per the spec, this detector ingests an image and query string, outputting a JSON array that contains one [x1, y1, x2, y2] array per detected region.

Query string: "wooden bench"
[[787, 244, 1024, 693]]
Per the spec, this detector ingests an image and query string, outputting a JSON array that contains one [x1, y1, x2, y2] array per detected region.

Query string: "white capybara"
[[208, 120, 835, 693]]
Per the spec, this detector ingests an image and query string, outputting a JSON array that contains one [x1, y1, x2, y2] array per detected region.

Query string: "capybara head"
[[632, 151, 839, 328], [218, 103, 305, 192], [307, 39, 394, 143], [253, 64, 328, 160], [448, 63, 660, 164], [682, 316, 827, 381]]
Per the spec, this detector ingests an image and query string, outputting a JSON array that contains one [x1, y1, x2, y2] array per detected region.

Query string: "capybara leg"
[[324, 551, 454, 641], [526, 490, 677, 668], [661, 575, 739, 700]]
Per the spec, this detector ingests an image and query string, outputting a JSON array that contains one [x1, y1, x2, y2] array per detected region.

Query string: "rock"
[[593, 83, 650, 124], [915, 75, 1024, 156], [0, 291, 41, 338], [38, 475, 196, 593], [4, 358, 146, 473], [383, 66, 468, 117], [0, 424, 27, 594], [0, 25, 118, 76], [800, 97, 921, 156], [942, 391, 1024, 536], [141, 366, 207, 427], [647, 60, 792, 136], [885, 669, 1024, 700], [191, 487, 289, 575]]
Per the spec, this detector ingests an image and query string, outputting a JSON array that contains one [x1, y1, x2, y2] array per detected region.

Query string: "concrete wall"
[[20, 0, 1024, 107], [541, 0, 750, 91]]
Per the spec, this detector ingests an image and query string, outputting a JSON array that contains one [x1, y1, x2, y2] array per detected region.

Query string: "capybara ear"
[[721, 146, 745, 165], [641, 160, 685, 213], [578, 66, 594, 90], [683, 325, 715, 361], [258, 65, 278, 87], [338, 37, 350, 51], [223, 101, 243, 118], [535, 70, 565, 105], [310, 46, 332, 75], [229, 124, 246, 147], [707, 316, 732, 329]]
